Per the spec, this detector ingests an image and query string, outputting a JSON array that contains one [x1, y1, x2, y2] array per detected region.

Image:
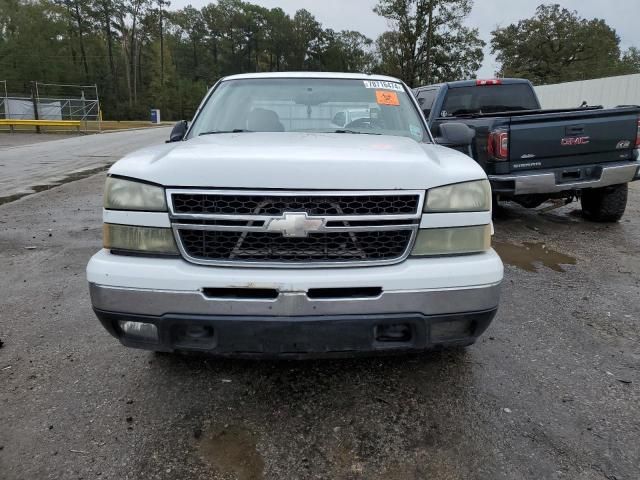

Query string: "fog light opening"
[[185, 325, 214, 339], [172, 324, 216, 349], [430, 319, 474, 341], [118, 320, 159, 342], [375, 324, 412, 343]]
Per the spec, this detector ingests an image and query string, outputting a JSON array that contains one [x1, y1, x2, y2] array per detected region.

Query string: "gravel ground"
[[0, 175, 638, 480]]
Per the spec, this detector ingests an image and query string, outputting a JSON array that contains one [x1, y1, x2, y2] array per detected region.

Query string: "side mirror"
[[167, 120, 188, 143], [422, 108, 431, 118], [435, 122, 475, 147]]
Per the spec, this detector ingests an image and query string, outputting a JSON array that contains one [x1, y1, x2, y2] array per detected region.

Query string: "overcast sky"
[[172, 0, 640, 77]]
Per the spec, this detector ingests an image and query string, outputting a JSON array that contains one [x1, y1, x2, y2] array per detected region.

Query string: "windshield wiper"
[[332, 129, 382, 135], [199, 129, 250, 136]]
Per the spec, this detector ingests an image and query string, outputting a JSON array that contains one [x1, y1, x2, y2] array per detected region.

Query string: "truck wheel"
[[581, 184, 628, 222], [491, 194, 503, 219]]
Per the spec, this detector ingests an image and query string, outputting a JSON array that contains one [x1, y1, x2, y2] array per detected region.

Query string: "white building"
[[534, 73, 640, 109]]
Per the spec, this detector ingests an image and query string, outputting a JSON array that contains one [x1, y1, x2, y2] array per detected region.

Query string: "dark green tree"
[[373, 0, 484, 86], [619, 47, 640, 75], [289, 9, 322, 70], [491, 4, 631, 84], [322, 30, 375, 73], [170, 6, 207, 80]]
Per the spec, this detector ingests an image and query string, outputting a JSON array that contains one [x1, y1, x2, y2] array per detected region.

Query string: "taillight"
[[488, 131, 509, 160], [635, 118, 640, 147], [476, 79, 502, 86]]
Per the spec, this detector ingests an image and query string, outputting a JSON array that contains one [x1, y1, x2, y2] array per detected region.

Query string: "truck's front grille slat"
[[178, 230, 413, 263], [167, 190, 424, 268], [171, 193, 420, 216]]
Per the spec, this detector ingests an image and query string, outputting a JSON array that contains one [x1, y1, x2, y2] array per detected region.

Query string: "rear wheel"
[[581, 184, 628, 222], [491, 194, 504, 219]]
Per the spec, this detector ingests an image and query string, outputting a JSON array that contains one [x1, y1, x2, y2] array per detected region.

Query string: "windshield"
[[187, 78, 429, 142], [441, 84, 540, 117]]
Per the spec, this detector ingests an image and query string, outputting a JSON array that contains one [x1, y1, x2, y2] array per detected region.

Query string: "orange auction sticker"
[[376, 90, 400, 106]]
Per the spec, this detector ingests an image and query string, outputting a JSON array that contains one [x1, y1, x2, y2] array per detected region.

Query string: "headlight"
[[411, 225, 491, 256], [103, 224, 178, 254], [425, 180, 491, 212], [104, 177, 167, 211]]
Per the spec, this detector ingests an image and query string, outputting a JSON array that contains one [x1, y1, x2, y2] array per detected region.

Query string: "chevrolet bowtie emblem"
[[266, 212, 325, 237]]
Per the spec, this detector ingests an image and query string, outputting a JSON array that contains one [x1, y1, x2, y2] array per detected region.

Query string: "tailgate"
[[508, 108, 638, 169]]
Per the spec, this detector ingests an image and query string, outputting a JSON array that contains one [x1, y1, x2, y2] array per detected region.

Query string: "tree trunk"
[[159, 2, 164, 86], [73, 0, 90, 81], [255, 38, 259, 72], [64, 3, 78, 65], [192, 39, 198, 76], [424, 0, 435, 84], [103, 0, 117, 97], [120, 32, 132, 108], [130, 15, 138, 105], [137, 40, 143, 99]]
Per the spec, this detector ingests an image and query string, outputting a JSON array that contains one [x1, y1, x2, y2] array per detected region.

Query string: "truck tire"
[[581, 184, 628, 222], [491, 194, 503, 219]]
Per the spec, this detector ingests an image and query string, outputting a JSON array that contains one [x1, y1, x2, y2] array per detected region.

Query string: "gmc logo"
[[561, 136, 590, 146]]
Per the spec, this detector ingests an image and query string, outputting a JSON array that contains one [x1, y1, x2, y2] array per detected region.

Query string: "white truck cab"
[[87, 72, 503, 357]]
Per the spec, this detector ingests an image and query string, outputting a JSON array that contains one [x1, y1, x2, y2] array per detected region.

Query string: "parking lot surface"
[[0, 133, 81, 150], [0, 128, 170, 204], [1, 166, 639, 479]]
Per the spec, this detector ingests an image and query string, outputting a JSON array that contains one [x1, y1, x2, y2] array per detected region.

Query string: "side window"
[[416, 89, 437, 117]]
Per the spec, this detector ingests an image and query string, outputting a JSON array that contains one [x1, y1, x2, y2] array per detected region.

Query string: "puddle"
[[197, 425, 264, 480], [494, 241, 576, 272]]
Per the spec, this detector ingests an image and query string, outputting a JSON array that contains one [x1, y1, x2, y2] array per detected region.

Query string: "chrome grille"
[[167, 189, 424, 268]]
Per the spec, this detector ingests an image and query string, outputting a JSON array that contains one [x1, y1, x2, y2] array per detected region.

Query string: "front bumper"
[[87, 250, 503, 357], [94, 308, 498, 358], [490, 160, 640, 196]]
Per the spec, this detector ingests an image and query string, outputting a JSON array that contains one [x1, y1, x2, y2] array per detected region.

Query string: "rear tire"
[[491, 194, 504, 219], [581, 184, 628, 222]]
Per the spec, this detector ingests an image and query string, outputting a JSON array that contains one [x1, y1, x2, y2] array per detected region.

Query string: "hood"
[[109, 132, 485, 190]]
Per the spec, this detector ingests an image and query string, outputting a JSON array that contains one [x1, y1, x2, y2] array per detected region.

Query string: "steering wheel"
[[344, 116, 385, 130]]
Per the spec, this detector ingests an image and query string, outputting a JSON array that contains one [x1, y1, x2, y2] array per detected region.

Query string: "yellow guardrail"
[[0, 119, 82, 132]]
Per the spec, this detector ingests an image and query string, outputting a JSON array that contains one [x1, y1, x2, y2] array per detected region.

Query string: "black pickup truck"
[[413, 78, 640, 221]]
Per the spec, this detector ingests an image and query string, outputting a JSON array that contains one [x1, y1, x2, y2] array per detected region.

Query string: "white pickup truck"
[[86, 72, 503, 357]]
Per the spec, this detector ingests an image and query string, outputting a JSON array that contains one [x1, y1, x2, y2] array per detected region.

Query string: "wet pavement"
[[0, 133, 81, 150], [493, 240, 577, 273], [0, 173, 639, 479], [0, 128, 170, 204]]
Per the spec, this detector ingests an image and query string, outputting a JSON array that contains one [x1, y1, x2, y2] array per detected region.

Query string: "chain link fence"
[[0, 81, 102, 133]]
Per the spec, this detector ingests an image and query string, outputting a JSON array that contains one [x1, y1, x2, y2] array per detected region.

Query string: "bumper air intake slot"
[[171, 324, 216, 349], [202, 288, 279, 300], [306, 287, 383, 299], [374, 323, 412, 343]]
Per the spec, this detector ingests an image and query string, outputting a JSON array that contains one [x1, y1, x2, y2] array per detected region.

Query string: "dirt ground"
[[0, 175, 639, 480]]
